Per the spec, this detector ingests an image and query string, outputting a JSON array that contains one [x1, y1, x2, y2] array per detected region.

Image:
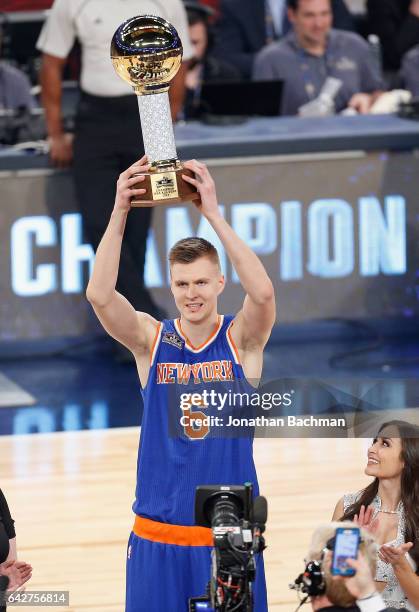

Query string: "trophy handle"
[[130, 166, 199, 207]]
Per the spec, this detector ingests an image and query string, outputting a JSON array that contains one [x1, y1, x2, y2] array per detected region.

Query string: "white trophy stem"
[[137, 92, 178, 164]]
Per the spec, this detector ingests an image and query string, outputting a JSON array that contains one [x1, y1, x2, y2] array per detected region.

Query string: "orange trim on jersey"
[[227, 321, 241, 365], [176, 315, 223, 352], [133, 515, 213, 546], [149, 323, 162, 366]]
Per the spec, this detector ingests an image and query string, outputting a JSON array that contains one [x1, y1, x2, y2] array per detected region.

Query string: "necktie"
[[265, 0, 291, 43], [282, 8, 291, 35], [265, 0, 277, 44]]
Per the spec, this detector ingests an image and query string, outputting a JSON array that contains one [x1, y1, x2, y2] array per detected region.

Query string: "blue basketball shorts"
[[125, 517, 268, 611]]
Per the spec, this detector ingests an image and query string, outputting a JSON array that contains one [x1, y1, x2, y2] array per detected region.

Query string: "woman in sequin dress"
[[332, 420, 419, 610]]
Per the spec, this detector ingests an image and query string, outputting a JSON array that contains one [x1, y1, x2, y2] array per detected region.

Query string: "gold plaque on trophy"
[[150, 172, 179, 201]]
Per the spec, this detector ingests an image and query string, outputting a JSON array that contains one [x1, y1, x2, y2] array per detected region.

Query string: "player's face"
[[365, 437, 404, 479], [170, 257, 225, 322], [289, 0, 332, 49]]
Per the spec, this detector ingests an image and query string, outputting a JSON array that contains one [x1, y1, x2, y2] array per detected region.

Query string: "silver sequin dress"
[[343, 493, 417, 610]]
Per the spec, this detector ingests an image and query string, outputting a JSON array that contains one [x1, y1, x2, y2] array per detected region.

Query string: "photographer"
[[337, 554, 397, 612], [183, 1, 240, 119], [292, 523, 398, 612]]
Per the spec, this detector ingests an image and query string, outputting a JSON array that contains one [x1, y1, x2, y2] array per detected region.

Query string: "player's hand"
[[114, 155, 150, 212], [49, 133, 73, 168], [379, 542, 413, 568], [182, 160, 221, 220], [332, 553, 376, 599], [353, 505, 379, 534], [348, 93, 373, 115], [0, 560, 32, 593]]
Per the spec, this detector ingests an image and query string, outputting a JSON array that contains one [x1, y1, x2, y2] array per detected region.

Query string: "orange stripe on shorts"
[[133, 515, 213, 546]]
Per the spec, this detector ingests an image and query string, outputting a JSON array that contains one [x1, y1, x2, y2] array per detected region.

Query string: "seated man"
[[292, 522, 397, 612], [183, 0, 240, 119], [400, 44, 419, 96], [253, 0, 384, 117], [0, 62, 35, 111], [213, 0, 355, 79]]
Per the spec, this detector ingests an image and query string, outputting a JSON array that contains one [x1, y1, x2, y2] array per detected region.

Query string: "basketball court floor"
[[1, 333, 418, 611], [2, 430, 372, 611]]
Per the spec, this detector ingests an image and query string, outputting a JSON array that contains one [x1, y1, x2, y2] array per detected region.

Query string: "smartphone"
[[331, 527, 360, 576]]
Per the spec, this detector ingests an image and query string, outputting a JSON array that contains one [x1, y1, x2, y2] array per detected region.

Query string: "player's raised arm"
[[86, 156, 158, 354], [182, 160, 276, 350]]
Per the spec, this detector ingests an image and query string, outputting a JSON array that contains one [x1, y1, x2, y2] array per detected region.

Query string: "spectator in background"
[[333, 420, 419, 610], [183, 0, 240, 119], [0, 489, 32, 611], [199, 0, 220, 17], [401, 44, 419, 97], [253, 0, 383, 116], [0, 27, 35, 111], [213, 0, 356, 80], [367, 0, 419, 72], [36, 1, 193, 338], [0, 62, 35, 111]]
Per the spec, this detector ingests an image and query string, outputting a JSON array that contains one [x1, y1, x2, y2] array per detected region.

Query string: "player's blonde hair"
[[169, 237, 220, 268]]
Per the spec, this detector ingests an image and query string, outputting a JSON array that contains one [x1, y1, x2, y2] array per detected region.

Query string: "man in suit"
[[367, 0, 419, 71], [213, 0, 355, 79]]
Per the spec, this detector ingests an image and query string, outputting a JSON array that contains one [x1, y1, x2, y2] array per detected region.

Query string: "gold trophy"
[[110, 15, 198, 207]]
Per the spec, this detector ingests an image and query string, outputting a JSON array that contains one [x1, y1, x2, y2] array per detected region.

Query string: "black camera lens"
[[209, 494, 242, 527]]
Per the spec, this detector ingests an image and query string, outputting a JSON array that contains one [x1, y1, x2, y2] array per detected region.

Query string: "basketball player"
[[86, 156, 275, 611]]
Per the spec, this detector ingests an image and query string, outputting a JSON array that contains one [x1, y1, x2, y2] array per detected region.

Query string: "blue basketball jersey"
[[133, 314, 259, 525]]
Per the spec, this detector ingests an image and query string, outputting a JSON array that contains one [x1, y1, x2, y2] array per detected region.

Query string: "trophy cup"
[[110, 15, 198, 207]]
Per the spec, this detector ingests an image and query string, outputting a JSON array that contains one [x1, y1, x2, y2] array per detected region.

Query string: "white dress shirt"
[[267, 0, 287, 36], [36, 0, 193, 97], [357, 592, 387, 612]]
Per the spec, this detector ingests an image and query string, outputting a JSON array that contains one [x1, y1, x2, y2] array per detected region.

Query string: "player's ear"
[[169, 268, 175, 294], [217, 274, 225, 296]]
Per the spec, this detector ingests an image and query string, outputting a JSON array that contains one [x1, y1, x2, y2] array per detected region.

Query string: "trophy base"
[[130, 166, 199, 207]]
